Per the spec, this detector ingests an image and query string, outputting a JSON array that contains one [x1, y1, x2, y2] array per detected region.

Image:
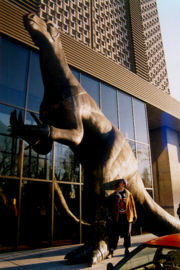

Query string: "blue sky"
[[157, 0, 180, 101]]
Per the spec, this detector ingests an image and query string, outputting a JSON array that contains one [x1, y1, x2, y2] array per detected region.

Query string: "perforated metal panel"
[[130, 0, 170, 94]]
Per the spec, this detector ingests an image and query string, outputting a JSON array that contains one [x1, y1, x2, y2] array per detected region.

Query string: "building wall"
[[130, 0, 170, 93], [37, 0, 170, 93], [38, 0, 135, 71], [150, 127, 180, 216]]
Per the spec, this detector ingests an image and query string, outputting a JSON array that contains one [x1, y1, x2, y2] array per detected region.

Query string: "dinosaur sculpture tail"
[[54, 182, 90, 226], [54, 169, 180, 235], [128, 171, 180, 236]]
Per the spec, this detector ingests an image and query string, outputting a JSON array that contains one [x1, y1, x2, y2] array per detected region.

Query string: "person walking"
[[108, 178, 137, 257]]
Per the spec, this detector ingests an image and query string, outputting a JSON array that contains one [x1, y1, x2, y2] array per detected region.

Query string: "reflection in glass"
[[81, 73, 100, 106], [54, 183, 80, 244], [23, 112, 53, 179], [0, 38, 29, 107], [23, 150, 52, 179], [101, 83, 118, 127], [54, 143, 80, 182], [128, 140, 136, 157], [27, 52, 44, 112], [0, 178, 19, 250], [71, 67, 80, 81], [118, 92, 135, 140], [0, 138, 21, 177], [20, 181, 52, 247], [0, 105, 23, 176], [137, 143, 152, 188], [133, 99, 148, 144], [0, 104, 20, 135]]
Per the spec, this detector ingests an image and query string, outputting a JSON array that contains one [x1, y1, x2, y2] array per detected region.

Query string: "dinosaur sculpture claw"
[[9, 110, 52, 154]]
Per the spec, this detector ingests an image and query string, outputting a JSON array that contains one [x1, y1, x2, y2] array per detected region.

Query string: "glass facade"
[[101, 82, 119, 127], [0, 35, 153, 252], [0, 38, 29, 107], [118, 92, 135, 140], [27, 52, 44, 112]]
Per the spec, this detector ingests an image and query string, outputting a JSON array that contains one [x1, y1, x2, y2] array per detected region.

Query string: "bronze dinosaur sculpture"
[[10, 13, 180, 265]]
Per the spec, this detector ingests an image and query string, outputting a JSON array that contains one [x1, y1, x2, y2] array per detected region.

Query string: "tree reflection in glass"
[[0, 104, 22, 176], [54, 143, 80, 182], [137, 143, 152, 188], [23, 112, 53, 179]]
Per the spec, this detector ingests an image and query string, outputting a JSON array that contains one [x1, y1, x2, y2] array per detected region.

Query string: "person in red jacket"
[[108, 179, 137, 257]]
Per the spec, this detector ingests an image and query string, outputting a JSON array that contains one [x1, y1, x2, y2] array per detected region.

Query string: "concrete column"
[[166, 128, 180, 218], [150, 128, 174, 215]]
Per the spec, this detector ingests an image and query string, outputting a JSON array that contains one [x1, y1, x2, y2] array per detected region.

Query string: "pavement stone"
[[0, 233, 155, 269]]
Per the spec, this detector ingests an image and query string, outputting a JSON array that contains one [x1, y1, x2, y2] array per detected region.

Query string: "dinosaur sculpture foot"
[[65, 243, 94, 264], [65, 240, 109, 266], [24, 13, 61, 48], [90, 240, 109, 265]]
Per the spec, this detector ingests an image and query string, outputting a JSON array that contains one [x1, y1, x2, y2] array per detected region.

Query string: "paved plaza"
[[0, 234, 155, 269]]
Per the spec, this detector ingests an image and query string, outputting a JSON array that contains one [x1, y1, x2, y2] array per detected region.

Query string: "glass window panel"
[[53, 183, 80, 244], [133, 99, 148, 144], [0, 178, 19, 251], [23, 112, 53, 179], [128, 140, 136, 157], [27, 52, 44, 112], [0, 146, 21, 177], [81, 73, 100, 106], [0, 38, 29, 107], [101, 83, 118, 127], [54, 143, 80, 182], [0, 105, 23, 176], [137, 143, 152, 188], [118, 92, 135, 140], [20, 181, 52, 248], [0, 104, 19, 135], [23, 152, 53, 179], [71, 67, 80, 81], [0, 134, 12, 153]]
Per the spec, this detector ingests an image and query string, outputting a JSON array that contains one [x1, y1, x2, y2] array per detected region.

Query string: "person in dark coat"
[[108, 179, 137, 257]]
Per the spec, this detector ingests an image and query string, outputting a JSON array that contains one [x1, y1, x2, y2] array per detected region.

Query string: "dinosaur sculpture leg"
[[64, 202, 110, 265]]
